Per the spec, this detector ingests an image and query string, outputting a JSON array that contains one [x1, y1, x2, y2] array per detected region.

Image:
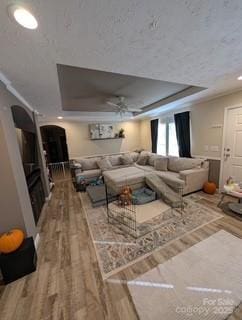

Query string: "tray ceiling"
[[57, 64, 203, 113]]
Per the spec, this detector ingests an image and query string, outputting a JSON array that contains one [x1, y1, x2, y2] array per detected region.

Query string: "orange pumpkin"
[[0, 229, 24, 254], [203, 181, 216, 195]]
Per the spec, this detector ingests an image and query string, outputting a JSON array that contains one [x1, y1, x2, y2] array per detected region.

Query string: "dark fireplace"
[[26, 169, 45, 224]]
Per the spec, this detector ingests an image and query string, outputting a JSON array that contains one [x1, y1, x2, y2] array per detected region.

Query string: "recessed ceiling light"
[[237, 76, 242, 80], [8, 5, 38, 30], [57, 116, 63, 119]]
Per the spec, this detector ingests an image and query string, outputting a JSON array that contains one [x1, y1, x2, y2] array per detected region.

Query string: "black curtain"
[[174, 111, 191, 158], [150, 119, 159, 153]]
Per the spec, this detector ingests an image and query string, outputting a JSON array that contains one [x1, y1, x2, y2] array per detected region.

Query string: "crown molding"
[[0, 71, 35, 112]]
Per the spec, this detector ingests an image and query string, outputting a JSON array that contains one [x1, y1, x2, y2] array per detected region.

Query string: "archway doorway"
[[40, 125, 69, 163], [11, 105, 45, 224]]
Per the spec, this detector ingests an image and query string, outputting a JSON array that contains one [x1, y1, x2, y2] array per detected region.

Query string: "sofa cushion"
[[136, 154, 149, 165], [103, 166, 145, 188], [168, 157, 204, 173], [148, 154, 159, 166], [76, 169, 101, 180], [154, 157, 168, 171], [120, 154, 134, 165], [81, 157, 99, 170], [97, 158, 112, 171], [108, 155, 121, 166], [155, 170, 180, 180], [135, 164, 155, 172], [111, 164, 131, 170], [140, 150, 151, 156], [129, 152, 139, 162]]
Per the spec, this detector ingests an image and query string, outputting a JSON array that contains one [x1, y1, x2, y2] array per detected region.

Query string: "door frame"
[[219, 104, 242, 191]]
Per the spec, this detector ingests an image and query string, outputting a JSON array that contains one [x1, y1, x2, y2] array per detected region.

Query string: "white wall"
[[140, 119, 151, 151], [0, 83, 37, 237], [190, 91, 242, 158], [40, 89, 242, 161], [40, 120, 141, 158], [140, 89, 242, 159]]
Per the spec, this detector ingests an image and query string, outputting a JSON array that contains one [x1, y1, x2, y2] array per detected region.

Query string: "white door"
[[222, 106, 242, 186]]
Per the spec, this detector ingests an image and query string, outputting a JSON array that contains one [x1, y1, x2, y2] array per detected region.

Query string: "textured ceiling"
[[1, 0, 242, 121]]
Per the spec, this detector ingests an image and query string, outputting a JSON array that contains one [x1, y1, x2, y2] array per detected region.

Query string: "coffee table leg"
[[218, 194, 225, 208]]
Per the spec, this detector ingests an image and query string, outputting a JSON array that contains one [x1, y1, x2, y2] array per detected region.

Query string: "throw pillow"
[[96, 158, 112, 171], [154, 157, 168, 171], [148, 154, 161, 166], [140, 150, 151, 156], [108, 155, 121, 166], [120, 154, 134, 165], [129, 151, 139, 162], [81, 158, 99, 170], [136, 154, 148, 165]]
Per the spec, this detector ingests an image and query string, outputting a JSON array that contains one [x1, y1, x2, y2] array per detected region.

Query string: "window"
[[157, 119, 179, 157], [157, 122, 166, 156], [168, 122, 179, 156]]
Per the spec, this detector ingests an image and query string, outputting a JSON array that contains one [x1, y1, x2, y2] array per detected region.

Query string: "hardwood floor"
[[0, 181, 242, 319]]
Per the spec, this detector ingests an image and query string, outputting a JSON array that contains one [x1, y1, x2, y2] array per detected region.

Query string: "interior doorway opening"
[[40, 125, 70, 182], [40, 125, 69, 163]]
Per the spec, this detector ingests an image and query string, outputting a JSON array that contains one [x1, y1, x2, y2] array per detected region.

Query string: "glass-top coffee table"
[[218, 184, 242, 215]]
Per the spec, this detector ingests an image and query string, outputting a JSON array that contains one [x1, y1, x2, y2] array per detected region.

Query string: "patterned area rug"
[[79, 193, 222, 279], [128, 230, 242, 320]]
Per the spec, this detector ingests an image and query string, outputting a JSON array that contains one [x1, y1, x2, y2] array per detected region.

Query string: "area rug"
[[127, 230, 242, 320], [79, 193, 222, 279]]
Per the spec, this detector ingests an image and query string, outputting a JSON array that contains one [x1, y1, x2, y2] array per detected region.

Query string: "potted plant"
[[118, 128, 125, 138]]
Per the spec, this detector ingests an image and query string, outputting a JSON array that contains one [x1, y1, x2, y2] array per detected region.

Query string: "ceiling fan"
[[106, 96, 142, 115]]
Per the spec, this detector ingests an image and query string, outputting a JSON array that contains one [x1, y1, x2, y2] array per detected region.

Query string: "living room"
[[1, 1, 242, 319]]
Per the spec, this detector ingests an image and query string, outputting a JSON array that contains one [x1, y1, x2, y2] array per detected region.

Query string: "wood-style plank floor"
[[0, 180, 242, 320]]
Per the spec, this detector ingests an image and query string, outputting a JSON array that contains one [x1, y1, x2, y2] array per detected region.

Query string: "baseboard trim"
[[34, 233, 40, 249]]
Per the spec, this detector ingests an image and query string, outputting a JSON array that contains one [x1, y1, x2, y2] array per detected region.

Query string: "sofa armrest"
[[74, 168, 83, 176], [179, 168, 209, 193], [179, 168, 208, 180], [74, 163, 82, 169]]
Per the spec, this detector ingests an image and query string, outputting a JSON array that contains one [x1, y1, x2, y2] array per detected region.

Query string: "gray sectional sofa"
[[71, 151, 209, 195]]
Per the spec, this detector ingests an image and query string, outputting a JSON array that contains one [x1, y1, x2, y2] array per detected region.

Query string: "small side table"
[[0, 237, 37, 284], [218, 189, 242, 206]]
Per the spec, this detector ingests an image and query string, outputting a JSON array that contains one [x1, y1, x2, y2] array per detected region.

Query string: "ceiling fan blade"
[[107, 101, 119, 107], [127, 108, 143, 112], [121, 103, 142, 112]]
